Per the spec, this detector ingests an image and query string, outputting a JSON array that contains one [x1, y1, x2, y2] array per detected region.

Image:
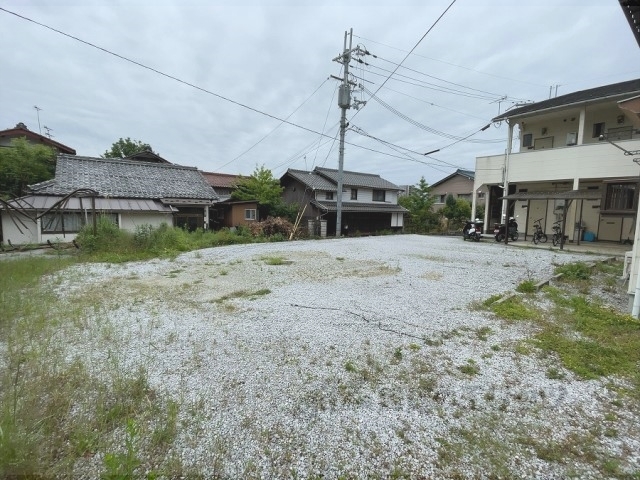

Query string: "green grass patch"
[[261, 255, 290, 265], [491, 297, 539, 321], [554, 262, 591, 281], [516, 279, 537, 293], [75, 218, 257, 262]]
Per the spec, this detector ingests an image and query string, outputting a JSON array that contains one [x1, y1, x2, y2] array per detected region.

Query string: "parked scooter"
[[494, 217, 519, 242], [463, 219, 483, 242]]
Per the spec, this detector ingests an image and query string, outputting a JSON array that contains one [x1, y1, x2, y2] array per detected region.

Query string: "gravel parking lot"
[[56, 234, 639, 478]]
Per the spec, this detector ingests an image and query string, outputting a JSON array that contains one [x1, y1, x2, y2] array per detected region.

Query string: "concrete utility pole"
[[331, 29, 367, 237], [333, 29, 353, 237]]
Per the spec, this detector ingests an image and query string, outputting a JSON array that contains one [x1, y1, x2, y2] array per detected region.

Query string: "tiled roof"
[[29, 154, 217, 200], [284, 167, 401, 191], [311, 199, 408, 213], [284, 169, 337, 191], [201, 172, 243, 188], [493, 78, 640, 122], [314, 167, 401, 190], [430, 169, 475, 188], [0, 122, 76, 154]]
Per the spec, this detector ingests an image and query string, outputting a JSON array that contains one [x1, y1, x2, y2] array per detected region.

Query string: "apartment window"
[[350, 188, 358, 200], [325, 191, 334, 200], [522, 133, 533, 148], [372, 189, 385, 202], [41, 212, 117, 233], [603, 183, 636, 212], [592, 122, 605, 138], [244, 209, 256, 220]]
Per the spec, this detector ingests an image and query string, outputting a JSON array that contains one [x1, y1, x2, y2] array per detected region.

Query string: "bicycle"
[[532, 218, 547, 244], [551, 221, 565, 246]]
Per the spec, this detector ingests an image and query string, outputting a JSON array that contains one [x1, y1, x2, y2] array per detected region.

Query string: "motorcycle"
[[463, 220, 483, 242], [494, 217, 519, 242]]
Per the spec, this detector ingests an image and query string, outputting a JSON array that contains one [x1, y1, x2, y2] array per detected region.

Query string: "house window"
[[372, 190, 385, 202], [566, 132, 577, 146], [457, 193, 471, 202], [439, 194, 446, 203], [325, 191, 334, 200], [41, 212, 117, 233], [592, 122, 605, 138], [350, 188, 358, 200], [522, 133, 533, 148], [244, 209, 256, 220], [603, 183, 636, 212]]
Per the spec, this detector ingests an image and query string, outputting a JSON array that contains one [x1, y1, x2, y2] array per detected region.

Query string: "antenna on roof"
[[43, 126, 53, 139], [33, 105, 42, 135]]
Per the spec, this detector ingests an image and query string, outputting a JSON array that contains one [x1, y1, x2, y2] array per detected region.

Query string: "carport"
[[499, 190, 603, 250]]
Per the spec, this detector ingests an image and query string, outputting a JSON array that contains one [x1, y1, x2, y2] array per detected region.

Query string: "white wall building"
[[473, 78, 640, 310]]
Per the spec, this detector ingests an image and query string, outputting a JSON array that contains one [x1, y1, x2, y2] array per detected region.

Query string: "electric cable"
[[0, 7, 338, 145], [213, 78, 330, 171]]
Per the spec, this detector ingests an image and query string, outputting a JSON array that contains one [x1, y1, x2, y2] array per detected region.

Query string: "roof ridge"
[[59, 154, 200, 171]]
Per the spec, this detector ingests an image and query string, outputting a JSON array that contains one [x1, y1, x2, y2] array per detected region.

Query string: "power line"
[[362, 86, 501, 144], [353, 34, 547, 88], [0, 7, 337, 145], [213, 79, 330, 171], [350, 125, 464, 171], [366, 0, 457, 100], [352, 65, 499, 101], [365, 54, 532, 102]]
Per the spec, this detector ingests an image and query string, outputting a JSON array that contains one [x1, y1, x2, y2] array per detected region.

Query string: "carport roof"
[[499, 190, 603, 201]]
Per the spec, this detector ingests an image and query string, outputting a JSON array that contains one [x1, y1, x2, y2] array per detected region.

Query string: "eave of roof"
[[500, 190, 603, 201], [492, 78, 640, 122], [311, 199, 408, 213], [0, 128, 76, 154]]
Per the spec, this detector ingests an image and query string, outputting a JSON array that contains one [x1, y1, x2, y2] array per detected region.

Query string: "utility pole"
[[333, 29, 353, 237], [331, 29, 368, 237]]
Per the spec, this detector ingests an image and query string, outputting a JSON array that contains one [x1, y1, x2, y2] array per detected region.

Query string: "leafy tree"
[[441, 194, 472, 230], [0, 137, 55, 199], [398, 177, 439, 233], [102, 137, 154, 158], [231, 165, 296, 220]]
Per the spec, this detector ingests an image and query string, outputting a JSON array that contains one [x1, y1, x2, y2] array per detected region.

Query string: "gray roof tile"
[[284, 167, 400, 191], [30, 155, 217, 200]]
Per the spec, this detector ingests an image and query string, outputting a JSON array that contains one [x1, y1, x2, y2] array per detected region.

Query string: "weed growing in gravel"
[[516, 279, 537, 293], [475, 326, 492, 341], [262, 255, 290, 265], [215, 289, 271, 303], [554, 261, 591, 281], [0, 256, 186, 478], [458, 359, 480, 376], [491, 296, 539, 321]]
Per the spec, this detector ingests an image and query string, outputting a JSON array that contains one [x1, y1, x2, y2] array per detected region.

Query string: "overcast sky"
[[1, 1, 639, 187]]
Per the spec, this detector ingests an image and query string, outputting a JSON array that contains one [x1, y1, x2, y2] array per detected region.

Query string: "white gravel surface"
[[49, 235, 639, 478]]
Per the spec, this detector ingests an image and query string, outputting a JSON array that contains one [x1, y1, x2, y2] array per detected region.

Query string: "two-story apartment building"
[[281, 167, 407, 236], [473, 78, 640, 244]]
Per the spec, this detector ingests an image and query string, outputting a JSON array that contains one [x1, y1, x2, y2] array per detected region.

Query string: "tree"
[[231, 165, 296, 220], [102, 137, 154, 158], [441, 194, 472, 230], [398, 177, 439, 233], [0, 137, 55, 199]]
